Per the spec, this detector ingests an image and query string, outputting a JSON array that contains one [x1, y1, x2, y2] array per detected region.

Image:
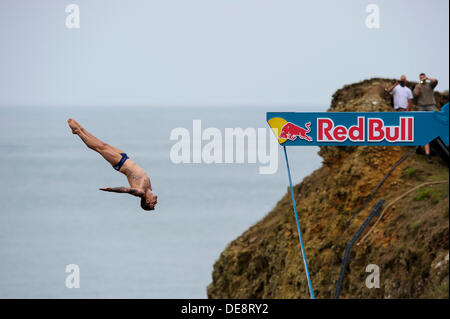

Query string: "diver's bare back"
[[67, 118, 157, 211], [120, 160, 151, 190]]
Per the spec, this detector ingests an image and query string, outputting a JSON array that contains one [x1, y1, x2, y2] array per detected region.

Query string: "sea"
[[0, 105, 323, 298]]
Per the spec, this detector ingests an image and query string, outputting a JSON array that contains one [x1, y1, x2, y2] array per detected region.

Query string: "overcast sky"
[[0, 0, 448, 107]]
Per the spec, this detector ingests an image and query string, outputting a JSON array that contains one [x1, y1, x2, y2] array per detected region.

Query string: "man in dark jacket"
[[413, 73, 439, 163]]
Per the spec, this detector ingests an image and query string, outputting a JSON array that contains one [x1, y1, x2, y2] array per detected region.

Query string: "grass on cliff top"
[[400, 153, 448, 205]]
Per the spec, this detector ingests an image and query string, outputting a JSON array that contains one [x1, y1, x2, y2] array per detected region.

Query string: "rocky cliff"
[[207, 78, 449, 299]]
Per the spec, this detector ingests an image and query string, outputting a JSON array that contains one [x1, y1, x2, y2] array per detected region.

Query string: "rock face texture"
[[208, 78, 449, 299]]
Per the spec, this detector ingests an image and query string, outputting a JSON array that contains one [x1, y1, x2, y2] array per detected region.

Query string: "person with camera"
[[413, 73, 439, 163], [385, 75, 413, 112]]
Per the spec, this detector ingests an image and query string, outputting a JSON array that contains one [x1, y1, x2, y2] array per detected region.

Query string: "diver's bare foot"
[[67, 118, 81, 134]]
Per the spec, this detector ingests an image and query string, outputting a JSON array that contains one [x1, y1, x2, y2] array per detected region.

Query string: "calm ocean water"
[[0, 105, 322, 298]]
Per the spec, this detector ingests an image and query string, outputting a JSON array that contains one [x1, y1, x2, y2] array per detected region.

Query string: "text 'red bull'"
[[317, 116, 414, 143]]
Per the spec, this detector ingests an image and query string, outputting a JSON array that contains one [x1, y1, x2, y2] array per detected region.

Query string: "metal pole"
[[283, 145, 315, 299]]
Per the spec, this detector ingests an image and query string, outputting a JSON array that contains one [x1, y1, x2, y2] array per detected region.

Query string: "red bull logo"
[[278, 122, 312, 142], [268, 116, 415, 144]]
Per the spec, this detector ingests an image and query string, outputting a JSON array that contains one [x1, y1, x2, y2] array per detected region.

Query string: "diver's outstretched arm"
[[99, 187, 144, 197]]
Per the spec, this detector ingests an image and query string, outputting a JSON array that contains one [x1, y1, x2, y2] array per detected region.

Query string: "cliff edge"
[[207, 78, 449, 299]]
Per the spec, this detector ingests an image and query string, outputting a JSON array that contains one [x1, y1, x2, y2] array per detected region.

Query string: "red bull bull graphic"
[[278, 122, 312, 142]]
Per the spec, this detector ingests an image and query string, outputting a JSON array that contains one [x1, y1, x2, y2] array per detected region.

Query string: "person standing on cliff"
[[385, 75, 414, 112], [413, 73, 439, 163]]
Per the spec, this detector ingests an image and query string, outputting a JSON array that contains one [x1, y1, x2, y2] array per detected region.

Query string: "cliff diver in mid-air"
[[67, 119, 158, 211]]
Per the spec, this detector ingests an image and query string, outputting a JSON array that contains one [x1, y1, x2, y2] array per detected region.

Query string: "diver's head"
[[141, 188, 157, 211]]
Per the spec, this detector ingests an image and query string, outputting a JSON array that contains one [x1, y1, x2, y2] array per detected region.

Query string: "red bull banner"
[[267, 103, 449, 146]]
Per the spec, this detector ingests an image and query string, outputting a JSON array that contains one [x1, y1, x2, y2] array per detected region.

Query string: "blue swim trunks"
[[113, 153, 129, 171]]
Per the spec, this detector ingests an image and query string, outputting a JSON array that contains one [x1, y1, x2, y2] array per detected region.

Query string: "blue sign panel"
[[267, 103, 449, 146]]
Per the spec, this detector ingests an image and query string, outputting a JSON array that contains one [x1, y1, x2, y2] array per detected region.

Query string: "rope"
[[357, 180, 449, 246], [327, 148, 415, 295], [333, 199, 385, 299], [283, 145, 315, 299]]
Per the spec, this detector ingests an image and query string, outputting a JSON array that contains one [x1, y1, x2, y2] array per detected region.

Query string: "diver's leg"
[[68, 119, 124, 166]]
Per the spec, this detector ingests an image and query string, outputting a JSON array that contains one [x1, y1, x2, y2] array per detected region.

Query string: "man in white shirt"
[[386, 75, 413, 112]]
